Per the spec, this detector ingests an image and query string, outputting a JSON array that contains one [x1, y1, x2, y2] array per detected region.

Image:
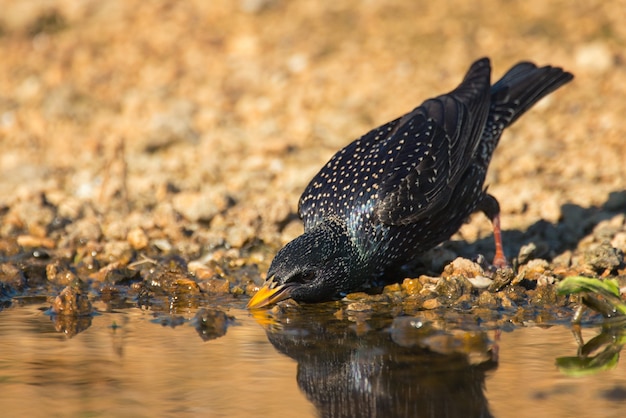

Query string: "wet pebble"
[[383, 283, 402, 294], [422, 298, 440, 310], [46, 261, 79, 286], [477, 291, 498, 309], [401, 278, 423, 296], [434, 276, 473, 300], [51, 286, 93, 316], [0, 263, 25, 289], [200, 277, 230, 294]]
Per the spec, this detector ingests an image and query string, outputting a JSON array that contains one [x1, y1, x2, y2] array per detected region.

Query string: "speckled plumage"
[[248, 57, 573, 308]]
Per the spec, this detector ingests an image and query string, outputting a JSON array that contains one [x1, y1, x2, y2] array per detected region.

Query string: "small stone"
[[51, 286, 93, 317], [0, 238, 20, 257], [467, 276, 493, 289], [529, 285, 559, 306], [497, 293, 516, 309], [245, 282, 260, 296], [231, 285, 244, 295], [173, 190, 229, 223], [536, 275, 555, 287], [611, 232, 626, 253], [453, 294, 473, 309], [226, 224, 255, 248], [434, 276, 473, 300], [68, 217, 103, 241], [584, 241, 623, 273], [422, 298, 440, 310], [173, 278, 201, 294], [152, 239, 173, 252], [17, 235, 56, 249], [442, 257, 485, 279], [46, 261, 79, 286], [517, 242, 551, 265], [552, 251, 572, 268], [477, 291, 498, 308], [488, 267, 515, 292], [201, 277, 230, 294], [401, 278, 423, 296], [127, 227, 149, 250], [0, 263, 24, 288], [518, 259, 550, 281], [192, 268, 216, 280], [383, 283, 402, 293]]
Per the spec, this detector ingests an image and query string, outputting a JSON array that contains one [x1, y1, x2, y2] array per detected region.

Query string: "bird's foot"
[[492, 252, 509, 270]]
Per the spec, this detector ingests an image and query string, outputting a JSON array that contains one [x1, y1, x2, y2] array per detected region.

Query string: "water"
[[0, 301, 625, 418]]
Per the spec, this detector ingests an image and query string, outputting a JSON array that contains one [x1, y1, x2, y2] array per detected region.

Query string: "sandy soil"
[[0, 0, 624, 305]]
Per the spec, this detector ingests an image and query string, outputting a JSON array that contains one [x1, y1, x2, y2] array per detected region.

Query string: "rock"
[[383, 283, 402, 293], [17, 235, 56, 249], [477, 291, 498, 308], [401, 278, 423, 296], [517, 259, 550, 281], [51, 286, 93, 316], [127, 227, 149, 250], [442, 257, 485, 279], [467, 276, 493, 289], [201, 277, 230, 294], [435, 275, 474, 301], [172, 190, 230, 223], [422, 298, 440, 310], [552, 251, 572, 268], [584, 241, 624, 273], [516, 242, 551, 265], [612, 232, 626, 253], [46, 261, 79, 286], [0, 263, 25, 289]]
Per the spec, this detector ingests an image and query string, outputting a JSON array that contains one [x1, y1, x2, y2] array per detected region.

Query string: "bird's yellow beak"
[[247, 280, 293, 309]]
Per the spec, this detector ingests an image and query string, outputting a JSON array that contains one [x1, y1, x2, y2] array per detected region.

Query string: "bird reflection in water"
[[252, 307, 498, 418]]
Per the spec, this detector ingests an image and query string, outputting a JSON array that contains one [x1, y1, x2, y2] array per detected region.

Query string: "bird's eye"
[[288, 271, 315, 284]]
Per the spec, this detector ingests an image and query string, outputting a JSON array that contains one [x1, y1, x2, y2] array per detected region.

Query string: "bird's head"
[[247, 220, 360, 309]]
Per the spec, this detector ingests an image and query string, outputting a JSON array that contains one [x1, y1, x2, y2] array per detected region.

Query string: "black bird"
[[248, 57, 573, 309]]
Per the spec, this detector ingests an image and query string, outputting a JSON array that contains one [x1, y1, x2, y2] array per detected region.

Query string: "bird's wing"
[[374, 58, 492, 226], [298, 118, 402, 228]]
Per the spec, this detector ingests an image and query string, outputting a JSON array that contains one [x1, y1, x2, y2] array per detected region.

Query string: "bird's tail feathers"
[[489, 62, 573, 128]]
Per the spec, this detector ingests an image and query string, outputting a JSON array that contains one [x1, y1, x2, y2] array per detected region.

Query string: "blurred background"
[[0, 0, 623, 267]]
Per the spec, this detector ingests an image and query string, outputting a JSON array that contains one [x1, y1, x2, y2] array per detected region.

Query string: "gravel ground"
[[0, 1, 624, 318]]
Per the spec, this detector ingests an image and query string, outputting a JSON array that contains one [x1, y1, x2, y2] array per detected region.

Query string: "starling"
[[248, 57, 573, 309]]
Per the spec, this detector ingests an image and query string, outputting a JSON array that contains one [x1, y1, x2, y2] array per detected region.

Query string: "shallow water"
[[0, 300, 625, 418]]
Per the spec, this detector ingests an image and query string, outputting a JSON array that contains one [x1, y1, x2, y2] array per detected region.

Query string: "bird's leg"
[[477, 194, 508, 268]]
